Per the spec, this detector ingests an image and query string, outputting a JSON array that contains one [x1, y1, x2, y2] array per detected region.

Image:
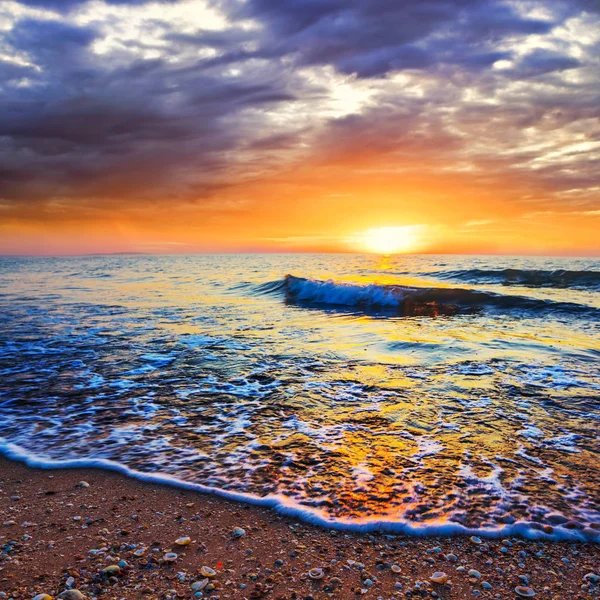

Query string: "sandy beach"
[[1, 457, 598, 599]]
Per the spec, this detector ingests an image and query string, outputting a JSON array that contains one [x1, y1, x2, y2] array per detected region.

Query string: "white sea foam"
[[1, 440, 596, 542]]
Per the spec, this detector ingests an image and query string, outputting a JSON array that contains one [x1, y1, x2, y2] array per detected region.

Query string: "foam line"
[[1, 441, 597, 542]]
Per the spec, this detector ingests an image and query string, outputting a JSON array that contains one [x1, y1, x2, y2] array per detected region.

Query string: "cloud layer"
[[0, 0, 599, 243]]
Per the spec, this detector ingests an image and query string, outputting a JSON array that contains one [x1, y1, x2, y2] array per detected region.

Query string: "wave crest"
[[257, 275, 597, 317], [436, 268, 600, 289]]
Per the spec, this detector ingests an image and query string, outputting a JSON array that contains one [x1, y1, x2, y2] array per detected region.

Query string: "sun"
[[355, 226, 422, 254]]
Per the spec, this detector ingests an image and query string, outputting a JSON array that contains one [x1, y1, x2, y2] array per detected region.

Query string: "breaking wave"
[[433, 268, 600, 290], [257, 275, 598, 317]]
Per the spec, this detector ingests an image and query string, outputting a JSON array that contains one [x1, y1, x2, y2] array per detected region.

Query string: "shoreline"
[[1, 457, 599, 599], [1, 444, 596, 544]]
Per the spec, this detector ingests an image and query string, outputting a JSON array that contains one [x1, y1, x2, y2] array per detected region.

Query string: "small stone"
[[308, 568, 324, 580], [468, 570, 481, 579], [200, 566, 217, 578], [33, 595, 54, 600], [164, 552, 178, 562], [482, 581, 492, 589], [232, 527, 246, 538], [76, 481, 90, 488], [175, 536, 191, 546], [431, 572, 448, 584], [57, 591, 85, 600], [391, 564, 401, 573], [133, 548, 146, 557], [514, 586, 536, 597], [101, 565, 121, 576], [191, 579, 209, 591], [469, 536, 482, 545]]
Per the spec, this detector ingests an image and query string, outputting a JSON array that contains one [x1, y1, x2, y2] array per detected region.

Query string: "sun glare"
[[357, 226, 422, 254]]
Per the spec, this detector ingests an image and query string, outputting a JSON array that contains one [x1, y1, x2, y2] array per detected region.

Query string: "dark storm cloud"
[[0, 8, 310, 208], [7, 18, 97, 62], [17, 0, 179, 9], [0, 0, 598, 217], [512, 49, 582, 78], [221, 0, 555, 77]]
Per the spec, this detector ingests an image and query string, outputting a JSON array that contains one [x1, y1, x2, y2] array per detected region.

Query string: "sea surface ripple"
[[0, 254, 599, 540]]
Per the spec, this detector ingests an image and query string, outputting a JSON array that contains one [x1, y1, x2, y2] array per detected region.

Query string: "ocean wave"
[[257, 275, 597, 317], [1, 441, 597, 542], [433, 268, 600, 289]]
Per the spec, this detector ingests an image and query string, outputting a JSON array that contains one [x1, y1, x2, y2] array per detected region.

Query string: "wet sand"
[[0, 457, 598, 599]]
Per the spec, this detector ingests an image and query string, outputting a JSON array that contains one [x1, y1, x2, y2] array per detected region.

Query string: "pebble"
[[163, 553, 178, 562], [232, 527, 246, 538], [57, 591, 86, 600], [391, 564, 401, 573], [308, 567, 324, 580], [468, 569, 481, 579], [33, 595, 53, 600], [200, 566, 217, 578], [175, 536, 191, 546], [469, 536, 482, 545], [191, 579, 209, 591], [76, 481, 90, 488], [430, 572, 448, 584], [102, 565, 121, 576], [514, 586, 536, 597]]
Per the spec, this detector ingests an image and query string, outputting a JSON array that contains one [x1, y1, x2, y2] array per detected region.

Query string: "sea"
[[0, 253, 599, 541]]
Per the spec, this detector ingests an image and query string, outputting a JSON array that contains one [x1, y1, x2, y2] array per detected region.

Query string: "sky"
[[0, 0, 599, 256]]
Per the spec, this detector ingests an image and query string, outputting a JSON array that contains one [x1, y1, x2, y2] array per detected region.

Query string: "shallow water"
[[0, 254, 599, 539]]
